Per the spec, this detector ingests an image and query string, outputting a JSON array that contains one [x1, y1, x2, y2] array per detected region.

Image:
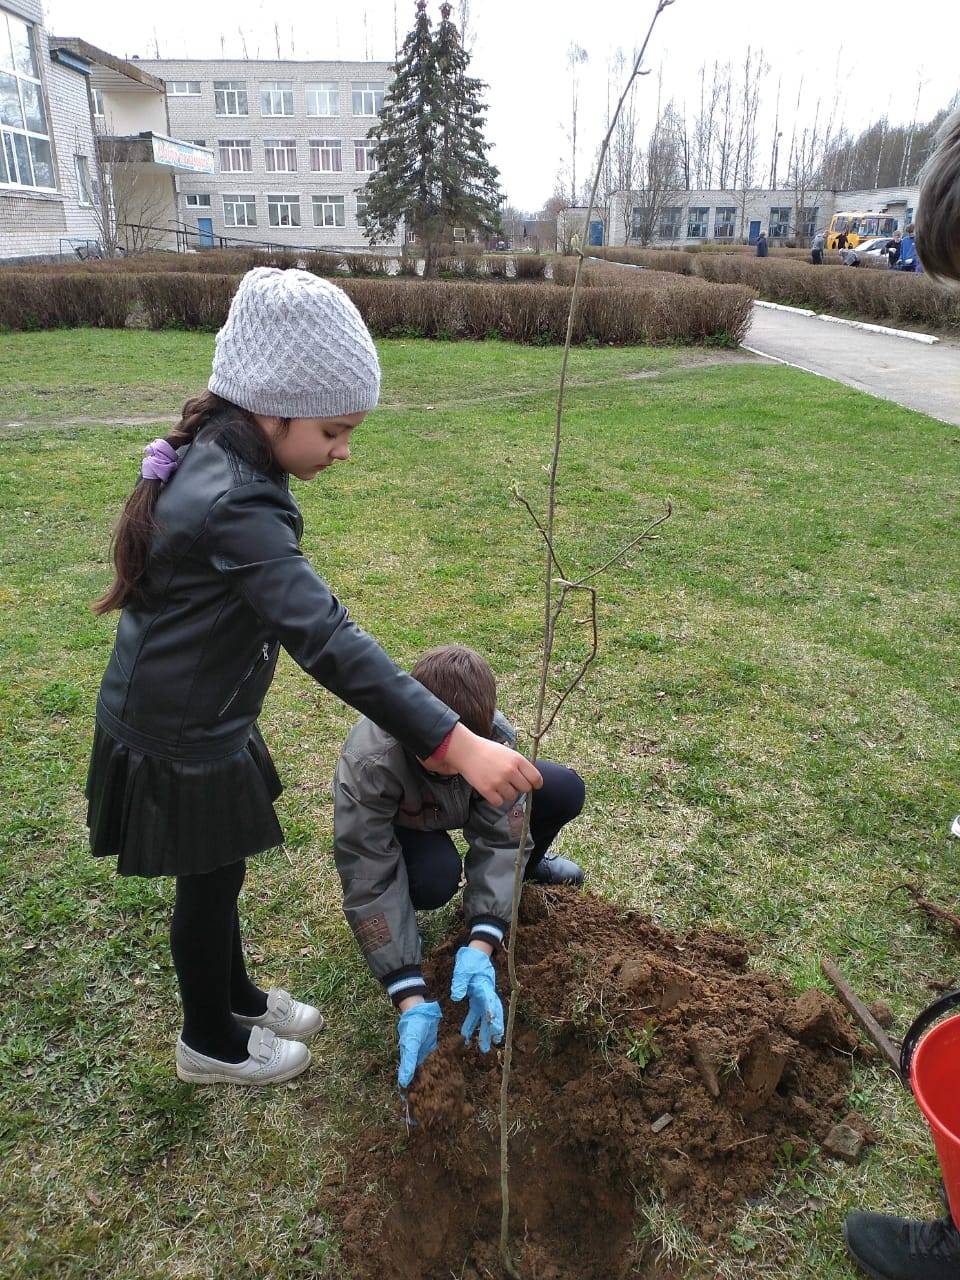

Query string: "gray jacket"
[[333, 710, 532, 1002]]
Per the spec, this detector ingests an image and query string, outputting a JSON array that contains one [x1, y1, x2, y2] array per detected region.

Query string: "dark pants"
[[396, 760, 586, 911], [811, 248, 823, 265]]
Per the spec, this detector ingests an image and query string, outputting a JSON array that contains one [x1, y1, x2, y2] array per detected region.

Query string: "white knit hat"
[[208, 267, 381, 418]]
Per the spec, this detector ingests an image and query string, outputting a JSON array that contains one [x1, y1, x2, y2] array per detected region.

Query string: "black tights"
[[170, 859, 268, 1062]]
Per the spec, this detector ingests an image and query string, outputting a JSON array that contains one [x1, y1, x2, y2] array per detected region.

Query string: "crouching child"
[[333, 644, 585, 1088]]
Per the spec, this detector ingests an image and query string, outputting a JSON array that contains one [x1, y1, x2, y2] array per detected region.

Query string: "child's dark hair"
[[92, 390, 286, 615], [411, 645, 496, 738], [917, 105, 960, 283]]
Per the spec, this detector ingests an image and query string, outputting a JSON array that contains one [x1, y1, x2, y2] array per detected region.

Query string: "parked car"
[[853, 236, 896, 259]]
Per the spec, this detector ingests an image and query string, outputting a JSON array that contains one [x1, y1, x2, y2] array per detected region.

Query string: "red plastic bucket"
[[910, 1013, 960, 1230]]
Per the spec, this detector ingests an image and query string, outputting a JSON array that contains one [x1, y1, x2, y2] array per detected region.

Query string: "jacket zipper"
[[217, 643, 273, 717]]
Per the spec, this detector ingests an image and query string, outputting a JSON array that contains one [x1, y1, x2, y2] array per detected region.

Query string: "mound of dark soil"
[[333, 888, 859, 1280]]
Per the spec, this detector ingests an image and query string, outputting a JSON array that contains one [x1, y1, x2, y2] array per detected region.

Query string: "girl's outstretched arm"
[[433, 723, 543, 809]]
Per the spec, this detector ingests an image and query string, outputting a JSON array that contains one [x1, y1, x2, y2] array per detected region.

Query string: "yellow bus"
[[826, 211, 900, 249]]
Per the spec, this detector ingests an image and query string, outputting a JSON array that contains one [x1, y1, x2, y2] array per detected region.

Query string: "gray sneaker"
[[234, 987, 325, 1042], [175, 1025, 311, 1086]]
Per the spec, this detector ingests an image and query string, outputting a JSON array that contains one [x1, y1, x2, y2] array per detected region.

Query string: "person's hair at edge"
[[92, 391, 287, 616], [916, 104, 960, 284], [411, 645, 496, 740]]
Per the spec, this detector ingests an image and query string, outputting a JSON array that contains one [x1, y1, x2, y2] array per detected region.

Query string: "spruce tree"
[[359, 1, 503, 276], [358, 1, 444, 268], [433, 3, 503, 247]]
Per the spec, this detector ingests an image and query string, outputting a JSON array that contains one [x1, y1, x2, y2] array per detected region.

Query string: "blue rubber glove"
[[397, 1000, 442, 1089], [451, 945, 504, 1053]]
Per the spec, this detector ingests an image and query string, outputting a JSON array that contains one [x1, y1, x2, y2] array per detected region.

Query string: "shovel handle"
[[900, 990, 960, 1087]]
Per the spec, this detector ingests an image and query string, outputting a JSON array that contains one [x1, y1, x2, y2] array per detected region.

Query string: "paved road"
[[745, 305, 960, 426]]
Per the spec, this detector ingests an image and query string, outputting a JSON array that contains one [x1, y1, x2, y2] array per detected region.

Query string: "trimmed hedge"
[[0, 270, 755, 346], [586, 247, 695, 275], [694, 255, 960, 331], [0, 272, 133, 329]]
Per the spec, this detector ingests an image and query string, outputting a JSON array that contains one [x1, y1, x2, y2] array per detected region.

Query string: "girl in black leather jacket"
[[87, 267, 541, 1085]]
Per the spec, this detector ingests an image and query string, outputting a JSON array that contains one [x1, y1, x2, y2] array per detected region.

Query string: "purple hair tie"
[[141, 438, 180, 483]]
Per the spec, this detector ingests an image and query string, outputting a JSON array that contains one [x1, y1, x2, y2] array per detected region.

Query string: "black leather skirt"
[[85, 721, 284, 877]]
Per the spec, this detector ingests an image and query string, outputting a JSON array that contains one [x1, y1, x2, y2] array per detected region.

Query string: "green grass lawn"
[[1, 331, 959, 1279]]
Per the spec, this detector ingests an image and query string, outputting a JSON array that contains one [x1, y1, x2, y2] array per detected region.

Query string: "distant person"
[[843, 100, 960, 1280], [837, 229, 849, 250], [898, 223, 919, 271], [886, 232, 902, 268], [839, 246, 861, 267], [811, 229, 826, 264], [756, 230, 769, 257]]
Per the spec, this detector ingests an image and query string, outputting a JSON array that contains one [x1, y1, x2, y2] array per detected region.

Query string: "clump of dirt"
[[333, 888, 859, 1280]]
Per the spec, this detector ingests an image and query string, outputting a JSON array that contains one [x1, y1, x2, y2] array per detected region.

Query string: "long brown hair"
[[92, 391, 283, 615]]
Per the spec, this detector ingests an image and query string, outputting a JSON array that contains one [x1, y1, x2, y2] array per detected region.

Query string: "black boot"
[[525, 851, 584, 887], [844, 1210, 960, 1279]]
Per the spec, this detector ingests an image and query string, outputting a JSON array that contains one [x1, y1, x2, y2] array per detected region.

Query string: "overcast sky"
[[43, 0, 960, 210]]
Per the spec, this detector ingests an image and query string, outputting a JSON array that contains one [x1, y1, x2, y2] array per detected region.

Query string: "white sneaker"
[[234, 987, 325, 1042], [950, 815, 960, 839], [175, 1025, 311, 1085]]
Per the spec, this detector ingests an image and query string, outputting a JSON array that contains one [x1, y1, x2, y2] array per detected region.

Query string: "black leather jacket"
[[96, 413, 457, 763]]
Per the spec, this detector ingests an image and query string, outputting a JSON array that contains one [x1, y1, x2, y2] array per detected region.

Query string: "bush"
[[337, 277, 753, 346], [136, 273, 236, 330], [303, 250, 344, 276], [694, 255, 960, 331], [343, 252, 390, 276], [587, 247, 695, 275], [514, 254, 546, 279], [0, 271, 134, 329], [481, 255, 509, 279]]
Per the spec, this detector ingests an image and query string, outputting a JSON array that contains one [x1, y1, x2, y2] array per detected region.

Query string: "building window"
[[686, 207, 708, 238], [658, 206, 682, 240], [267, 192, 300, 227], [312, 194, 345, 227], [630, 206, 651, 240], [309, 138, 342, 173], [168, 80, 201, 95], [352, 81, 384, 116], [184, 193, 211, 207], [191, 139, 206, 147], [356, 195, 368, 220], [92, 88, 104, 117], [305, 81, 339, 116], [713, 207, 736, 238], [769, 206, 791, 238], [74, 154, 95, 205], [214, 80, 248, 116], [797, 206, 818, 238], [223, 193, 256, 227], [0, 12, 55, 191], [260, 80, 293, 116], [218, 138, 252, 172], [264, 138, 297, 173], [354, 139, 377, 173]]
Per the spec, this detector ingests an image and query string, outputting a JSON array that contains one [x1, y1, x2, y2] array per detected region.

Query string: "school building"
[[562, 185, 921, 251]]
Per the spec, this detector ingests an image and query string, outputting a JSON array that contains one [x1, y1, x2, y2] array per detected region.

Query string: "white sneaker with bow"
[[175, 1025, 311, 1085], [234, 987, 325, 1042]]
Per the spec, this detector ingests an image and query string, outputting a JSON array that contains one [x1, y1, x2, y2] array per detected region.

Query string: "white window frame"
[[351, 80, 384, 116], [797, 206, 819, 239], [658, 206, 682, 240], [218, 138, 252, 173], [223, 193, 257, 227], [769, 206, 791, 238], [74, 153, 94, 205], [0, 13, 56, 191], [312, 194, 345, 227], [267, 192, 300, 227], [260, 80, 294, 116], [214, 80, 248, 117], [713, 207, 736, 239], [687, 207, 709, 238], [310, 137, 342, 173], [356, 194, 369, 220], [91, 87, 104, 117], [354, 138, 377, 173], [630, 206, 651, 240], [305, 81, 339, 117], [263, 138, 297, 173], [167, 80, 201, 96], [184, 193, 211, 208]]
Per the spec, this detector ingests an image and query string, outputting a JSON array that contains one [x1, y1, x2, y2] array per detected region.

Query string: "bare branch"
[[512, 485, 566, 580], [571, 502, 672, 587]]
